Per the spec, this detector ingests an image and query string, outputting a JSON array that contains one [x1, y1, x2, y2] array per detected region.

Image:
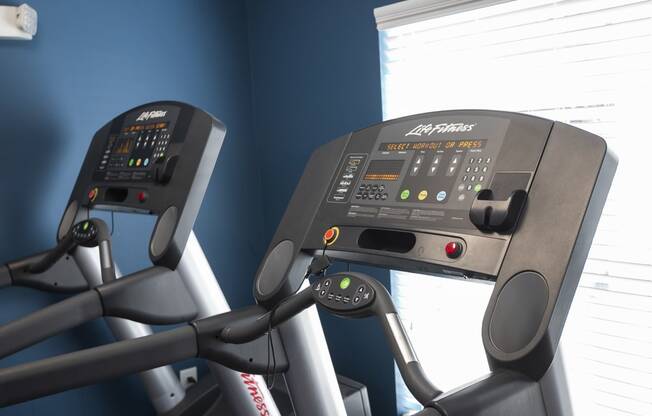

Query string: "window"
[[375, 1, 652, 415]]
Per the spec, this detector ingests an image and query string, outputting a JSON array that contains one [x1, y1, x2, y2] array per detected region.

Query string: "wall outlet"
[[179, 367, 198, 390]]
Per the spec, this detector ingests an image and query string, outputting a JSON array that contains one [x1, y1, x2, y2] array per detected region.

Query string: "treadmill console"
[[58, 101, 225, 268], [255, 109, 616, 386], [305, 112, 552, 280], [328, 116, 508, 219], [94, 105, 180, 183]]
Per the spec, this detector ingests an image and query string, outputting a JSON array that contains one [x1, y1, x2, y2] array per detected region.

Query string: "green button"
[[400, 189, 410, 200], [339, 277, 351, 290], [474, 184, 482, 192], [129, 159, 134, 167], [83, 222, 89, 231]]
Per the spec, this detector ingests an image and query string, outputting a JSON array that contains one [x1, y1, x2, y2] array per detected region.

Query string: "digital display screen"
[[363, 160, 404, 181], [113, 137, 134, 155], [379, 139, 485, 152], [122, 122, 168, 133]]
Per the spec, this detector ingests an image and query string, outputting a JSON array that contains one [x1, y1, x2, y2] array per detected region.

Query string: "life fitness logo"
[[136, 110, 167, 121], [240, 373, 271, 416], [406, 122, 476, 136]]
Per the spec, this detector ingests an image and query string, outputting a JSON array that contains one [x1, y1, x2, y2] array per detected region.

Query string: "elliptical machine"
[[0, 109, 616, 415]]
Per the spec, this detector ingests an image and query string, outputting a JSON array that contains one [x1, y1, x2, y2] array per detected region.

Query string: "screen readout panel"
[[327, 115, 510, 229], [94, 106, 181, 182]]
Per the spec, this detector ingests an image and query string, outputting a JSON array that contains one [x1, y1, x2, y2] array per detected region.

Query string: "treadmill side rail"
[[73, 246, 187, 413]]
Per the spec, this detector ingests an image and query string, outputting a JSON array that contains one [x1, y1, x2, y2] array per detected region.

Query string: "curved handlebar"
[[27, 233, 75, 274], [0, 290, 103, 359], [219, 287, 315, 343], [28, 219, 115, 283]]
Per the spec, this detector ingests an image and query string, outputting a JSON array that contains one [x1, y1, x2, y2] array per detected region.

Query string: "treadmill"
[[0, 101, 369, 415], [0, 110, 616, 415]]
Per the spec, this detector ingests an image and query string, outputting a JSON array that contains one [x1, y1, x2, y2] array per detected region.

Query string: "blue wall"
[[0, 1, 402, 415], [0, 1, 264, 414], [245, 1, 396, 415]]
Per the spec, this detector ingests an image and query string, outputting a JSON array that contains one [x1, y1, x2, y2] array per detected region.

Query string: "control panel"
[[71, 220, 98, 245], [301, 111, 552, 279], [58, 101, 225, 268], [312, 274, 375, 311], [94, 106, 179, 183], [325, 115, 512, 228]]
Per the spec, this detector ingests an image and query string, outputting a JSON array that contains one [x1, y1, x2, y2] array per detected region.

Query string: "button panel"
[[355, 183, 388, 201], [72, 220, 97, 243], [313, 274, 375, 312], [457, 156, 491, 201], [94, 106, 180, 183], [328, 154, 367, 203]]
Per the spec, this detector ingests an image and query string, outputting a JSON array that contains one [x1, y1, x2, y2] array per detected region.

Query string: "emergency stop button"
[[88, 187, 98, 202], [445, 241, 463, 259], [323, 226, 340, 246]]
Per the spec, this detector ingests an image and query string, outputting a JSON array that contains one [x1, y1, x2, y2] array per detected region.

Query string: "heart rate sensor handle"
[[29, 219, 116, 283]]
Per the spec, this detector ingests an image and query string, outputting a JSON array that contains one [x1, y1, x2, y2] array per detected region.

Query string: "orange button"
[[88, 188, 98, 202], [323, 227, 340, 246]]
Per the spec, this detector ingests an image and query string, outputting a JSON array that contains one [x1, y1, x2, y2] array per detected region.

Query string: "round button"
[[418, 190, 428, 201], [138, 191, 148, 203], [323, 227, 340, 246], [340, 277, 351, 290], [88, 187, 98, 202], [445, 241, 463, 259]]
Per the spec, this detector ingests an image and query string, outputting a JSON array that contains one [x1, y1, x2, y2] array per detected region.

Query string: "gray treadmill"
[[0, 110, 616, 415], [0, 101, 369, 416]]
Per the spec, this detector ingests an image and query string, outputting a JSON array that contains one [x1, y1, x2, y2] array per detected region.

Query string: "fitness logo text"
[[240, 373, 271, 416], [136, 110, 167, 121], [406, 123, 476, 136]]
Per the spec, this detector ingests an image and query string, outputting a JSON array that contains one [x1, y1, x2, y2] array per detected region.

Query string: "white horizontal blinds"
[[377, 0, 652, 415], [391, 272, 494, 414]]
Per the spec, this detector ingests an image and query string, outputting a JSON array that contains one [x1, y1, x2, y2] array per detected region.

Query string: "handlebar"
[[0, 291, 103, 359], [27, 233, 76, 274], [0, 271, 441, 411], [219, 286, 315, 343], [28, 219, 115, 284]]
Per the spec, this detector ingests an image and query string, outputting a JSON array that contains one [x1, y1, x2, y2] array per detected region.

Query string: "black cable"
[[110, 211, 115, 236], [265, 306, 278, 388], [264, 243, 332, 388]]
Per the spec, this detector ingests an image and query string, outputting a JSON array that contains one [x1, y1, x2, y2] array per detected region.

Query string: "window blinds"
[[375, 0, 652, 415]]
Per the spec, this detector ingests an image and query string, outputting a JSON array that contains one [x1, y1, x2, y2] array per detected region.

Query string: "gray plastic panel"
[[482, 121, 617, 379], [254, 136, 350, 305], [489, 271, 548, 353]]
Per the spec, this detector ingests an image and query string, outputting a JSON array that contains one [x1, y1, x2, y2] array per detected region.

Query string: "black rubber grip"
[[220, 287, 315, 344], [28, 235, 75, 274], [0, 290, 102, 359], [0, 325, 197, 407]]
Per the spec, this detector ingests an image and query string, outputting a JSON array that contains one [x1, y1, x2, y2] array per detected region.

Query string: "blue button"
[[436, 191, 447, 202], [144, 158, 149, 167]]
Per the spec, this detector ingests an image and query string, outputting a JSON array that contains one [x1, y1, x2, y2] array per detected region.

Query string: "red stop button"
[[88, 187, 98, 202], [138, 191, 148, 203], [445, 241, 463, 259], [323, 226, 340, 246]]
